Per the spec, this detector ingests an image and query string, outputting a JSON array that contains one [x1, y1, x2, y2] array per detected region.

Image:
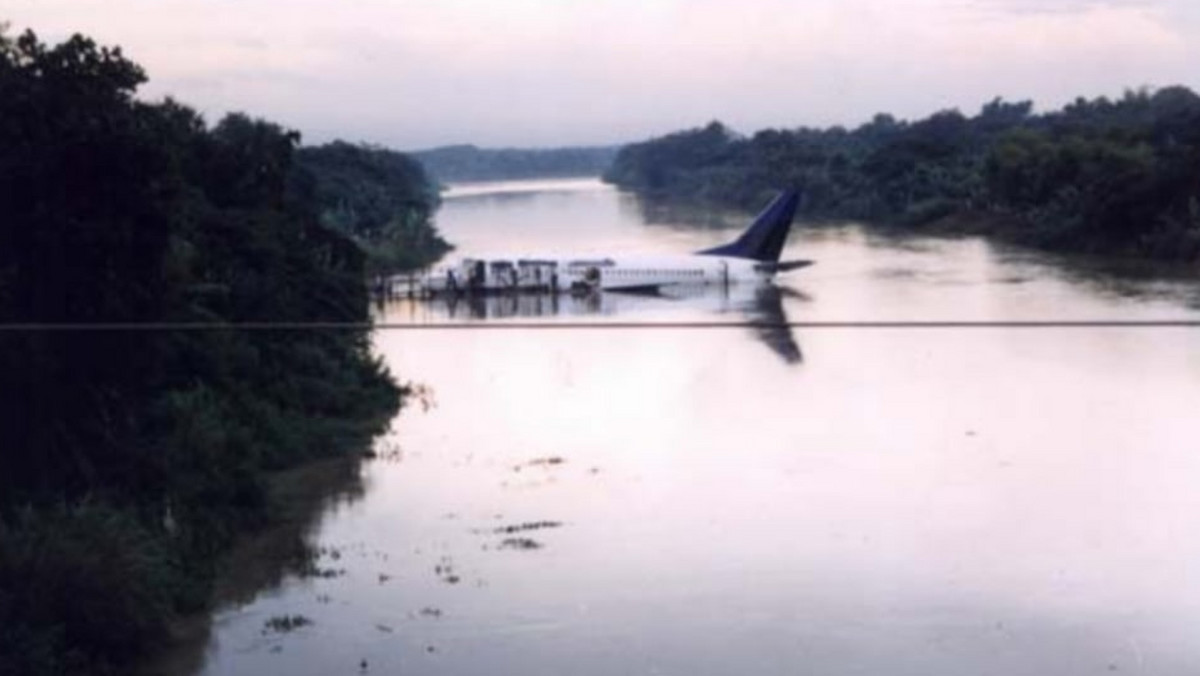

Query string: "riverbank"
[[138, 457, 370, 676], [1, 29, 408, 676]]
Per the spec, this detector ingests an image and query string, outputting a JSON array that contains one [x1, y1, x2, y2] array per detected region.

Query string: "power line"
[[2, 320, 1200, 332]]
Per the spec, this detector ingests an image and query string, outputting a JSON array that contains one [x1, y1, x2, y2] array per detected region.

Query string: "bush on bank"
[[0, 27, 429, 674]]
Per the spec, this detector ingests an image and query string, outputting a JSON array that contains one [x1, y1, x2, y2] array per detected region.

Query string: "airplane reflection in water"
[[389, 281, 806, 365]]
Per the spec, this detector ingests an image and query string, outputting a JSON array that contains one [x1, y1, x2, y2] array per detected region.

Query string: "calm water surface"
[[192, 179, 1200, 675]]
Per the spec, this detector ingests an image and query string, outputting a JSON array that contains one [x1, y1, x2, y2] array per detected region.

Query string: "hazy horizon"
[[7, 0, 1200, 150]]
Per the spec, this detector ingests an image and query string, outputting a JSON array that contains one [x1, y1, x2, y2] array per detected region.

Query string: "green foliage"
[[0, 504, 175, 676], [605, 122, 746, 200], [983, 88, 1200, 259], [0, 28, 406, 672], [296, 141, 450, 273], [0, 28, 171, 505], [606, 88, 1200, 262], [414, 143, 619, 183]]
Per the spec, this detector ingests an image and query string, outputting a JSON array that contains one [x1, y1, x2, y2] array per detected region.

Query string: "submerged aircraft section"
[[390, 280, 805, 365], [381, 186, 811, 365], [391, 189, 811, 299], [395, 254, 769, 297]]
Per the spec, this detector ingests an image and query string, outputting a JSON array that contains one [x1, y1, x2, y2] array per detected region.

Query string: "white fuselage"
[[399, 254, 774, 297]]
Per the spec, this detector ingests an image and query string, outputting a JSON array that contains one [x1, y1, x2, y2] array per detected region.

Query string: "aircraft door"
[[471, 261, 485, 289]]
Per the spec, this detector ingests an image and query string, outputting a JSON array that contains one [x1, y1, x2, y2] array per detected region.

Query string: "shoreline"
[[137, 457, 368, 676]]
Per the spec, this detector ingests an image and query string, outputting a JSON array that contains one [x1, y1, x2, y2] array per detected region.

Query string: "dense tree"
[[605, 89, 1200, 262], [413, 143, 619, 183], [295, 141, 450, 273], [0, 29, 171, 506], [0, 29, 407, 675]]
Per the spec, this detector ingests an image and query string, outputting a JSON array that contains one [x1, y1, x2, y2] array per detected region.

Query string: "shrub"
[[0, 503, 175, 676]]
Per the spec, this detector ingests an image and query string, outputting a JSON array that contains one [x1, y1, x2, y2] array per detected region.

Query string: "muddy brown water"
[[178, 179, 1200, 675]]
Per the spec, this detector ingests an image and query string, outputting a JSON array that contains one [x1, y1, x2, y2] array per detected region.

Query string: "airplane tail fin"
[[698, 189, 801, 263]]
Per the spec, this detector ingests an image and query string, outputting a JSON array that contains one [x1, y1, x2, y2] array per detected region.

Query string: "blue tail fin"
[[698, 189, 801, 262]]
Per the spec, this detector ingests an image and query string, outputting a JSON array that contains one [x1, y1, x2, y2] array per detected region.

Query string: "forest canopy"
[[296, 141, 450, 274], [0, 28, 423, 675], [414, 144, 619, 183], [605, 89, 1200, 262]]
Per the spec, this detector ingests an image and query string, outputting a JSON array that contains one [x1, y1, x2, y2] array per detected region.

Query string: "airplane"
[[396, 189, 811, 297]]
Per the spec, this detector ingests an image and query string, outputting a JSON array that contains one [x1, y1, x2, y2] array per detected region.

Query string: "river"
[[185, 178, 1200, 675]]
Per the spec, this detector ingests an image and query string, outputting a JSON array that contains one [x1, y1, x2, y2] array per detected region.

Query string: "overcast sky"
[[7, 0, 1200, 149]]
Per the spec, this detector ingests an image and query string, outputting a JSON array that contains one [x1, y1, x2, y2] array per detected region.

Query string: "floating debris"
[[492, 521, 562, 535], [263, 614, 313, 634], [435, 556, 462, 584], [499, 537, 543, 551], [296, 564, 346, 579], [312, 566, 346, 579], [513, 457, 566, 472], [375, 624, 394, 633], [407, 382, 438, 412], [419, 607, 443, 619], [372, 441, 405, 463]]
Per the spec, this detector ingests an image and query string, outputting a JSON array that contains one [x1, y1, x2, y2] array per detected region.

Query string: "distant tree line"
[[605, 89, 1200, 262], [0, 28, 438, 675], [414, 143, 620, 183]]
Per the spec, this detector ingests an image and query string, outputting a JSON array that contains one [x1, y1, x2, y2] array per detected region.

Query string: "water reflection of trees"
[[986, 241, 1200, 310], [622, 192, 746, 231], [215, 459, 367, 606], [143, 458, 367, 675]]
